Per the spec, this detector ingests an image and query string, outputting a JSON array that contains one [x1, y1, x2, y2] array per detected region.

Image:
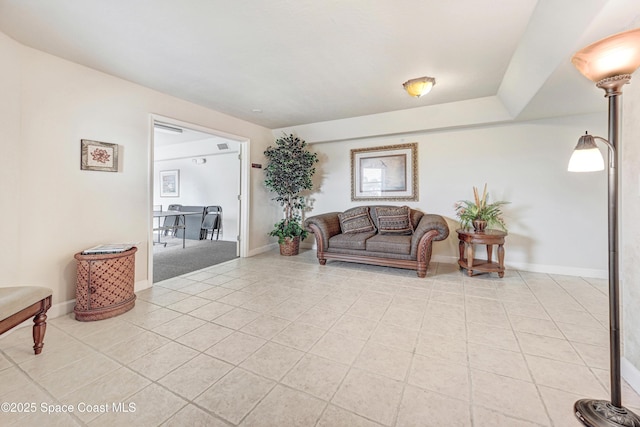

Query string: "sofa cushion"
[[329, 231, 376, 250], [338, 206, 375, 234], [365, 234, 412, 255], [374, 206, 413, 235]]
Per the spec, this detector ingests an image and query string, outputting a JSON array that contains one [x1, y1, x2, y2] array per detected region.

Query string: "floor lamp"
[[568, 28, 640, 427]]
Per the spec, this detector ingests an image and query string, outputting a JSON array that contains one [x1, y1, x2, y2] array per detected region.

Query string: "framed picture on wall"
[[351, 143, 418, 201], [80, 139, 118, 172], [160, 169, 180, 197]]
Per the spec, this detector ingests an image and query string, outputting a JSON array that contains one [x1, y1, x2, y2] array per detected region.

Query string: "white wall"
[[302, 114, 608, 277], [153, 148, 239, 241], [0, 33, 276, 316], [0, 32, 21, 284]]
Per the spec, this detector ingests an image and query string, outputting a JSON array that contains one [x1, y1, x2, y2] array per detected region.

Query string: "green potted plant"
[[455, 184, 508, 232], [264, 134, 318, 255]]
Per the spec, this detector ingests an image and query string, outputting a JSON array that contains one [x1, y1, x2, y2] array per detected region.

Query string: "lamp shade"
[[568, 134, 605, 172], [403, 77, 436, 97], [571, 28, 640, 82]]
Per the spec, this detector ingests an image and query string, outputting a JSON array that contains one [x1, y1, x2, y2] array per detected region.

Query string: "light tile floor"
[[1, 249, 640, 426]]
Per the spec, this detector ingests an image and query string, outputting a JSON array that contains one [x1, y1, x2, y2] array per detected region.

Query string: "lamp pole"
[[603, 76, 623, 410], [573, 74, 640, 427]]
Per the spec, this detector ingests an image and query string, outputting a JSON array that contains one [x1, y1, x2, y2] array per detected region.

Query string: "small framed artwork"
[[351, 143, 418, 201], [81, 139, 118, 172], [160, 170, 180, 197]]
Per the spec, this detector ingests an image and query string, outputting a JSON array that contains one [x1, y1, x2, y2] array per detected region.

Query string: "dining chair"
[[201, 206, 222, 240], [163, 204, 182, 236], [152, 205, 163, 243]]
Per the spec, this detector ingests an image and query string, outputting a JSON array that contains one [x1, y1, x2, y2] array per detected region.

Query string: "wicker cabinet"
[[73, 247, 137, 321]]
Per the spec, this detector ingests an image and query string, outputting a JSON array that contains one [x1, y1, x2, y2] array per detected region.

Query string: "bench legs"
[[33, 296, 52, 354], [32, 311, 48, 355], [0, 295, 52, 355]]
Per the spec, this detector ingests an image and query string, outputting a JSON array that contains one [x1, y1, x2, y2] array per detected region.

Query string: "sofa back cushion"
[[409, 209, 424, 230], [374, 206, 413, 235], [338, 206, 375, 234], [368, 206, 424, 230]]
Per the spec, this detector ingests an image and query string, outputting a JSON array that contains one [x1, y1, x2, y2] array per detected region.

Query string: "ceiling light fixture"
[[402, 76, 436, 98], [154, 123, 183, 134], [568, 27, 640, 427]]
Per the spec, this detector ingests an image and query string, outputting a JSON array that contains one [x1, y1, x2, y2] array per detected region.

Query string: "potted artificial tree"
[[264, 134, 318, 255]]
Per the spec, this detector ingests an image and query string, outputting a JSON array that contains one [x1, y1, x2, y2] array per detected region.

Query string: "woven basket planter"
[[279, 236, 300, 256]]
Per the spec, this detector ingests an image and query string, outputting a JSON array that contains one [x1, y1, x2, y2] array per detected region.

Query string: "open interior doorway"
[[149, 116, 249, 283]]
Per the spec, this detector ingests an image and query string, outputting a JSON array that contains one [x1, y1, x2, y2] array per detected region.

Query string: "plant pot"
[[279, 236, 300, 256], [472, 220, 487, 232]]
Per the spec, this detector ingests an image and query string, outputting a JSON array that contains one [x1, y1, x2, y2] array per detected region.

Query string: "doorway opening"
[[148, 115, 250, 283]]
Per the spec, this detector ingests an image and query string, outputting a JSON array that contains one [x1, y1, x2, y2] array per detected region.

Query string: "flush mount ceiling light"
[[402, 76, 436, 98]]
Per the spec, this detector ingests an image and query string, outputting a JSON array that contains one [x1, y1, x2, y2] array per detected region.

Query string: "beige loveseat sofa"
[[304, 205, 449, 277]]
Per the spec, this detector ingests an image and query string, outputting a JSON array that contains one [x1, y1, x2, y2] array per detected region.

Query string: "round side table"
[[457, 229, 507, 278]]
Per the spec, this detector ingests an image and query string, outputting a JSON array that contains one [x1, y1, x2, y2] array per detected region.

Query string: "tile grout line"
[[503, 270, 555, 427]]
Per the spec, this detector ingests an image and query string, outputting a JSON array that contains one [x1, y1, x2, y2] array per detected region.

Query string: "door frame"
[[147, 114, 250, 283]]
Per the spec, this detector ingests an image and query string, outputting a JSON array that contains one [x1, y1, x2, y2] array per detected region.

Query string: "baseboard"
[[248, 243, 278, 257], [49, 298, 75, 318], [301, 248, 606, 278], [43, 278, 150, 322], [135, 279, 151, 292], [431, 255, 607, 278], [431, 255, 458, 264], [504, 261, 607, 279], [622, 357, 640, 396], [50, 279, 150, 318], [8, 297, 75, 332], [438, 256, 606, 278], [300, 241, 314, 249]]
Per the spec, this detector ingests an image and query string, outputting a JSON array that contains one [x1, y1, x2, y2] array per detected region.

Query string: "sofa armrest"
[[304, 212, 342, 251], [410, 214, 450, 255]]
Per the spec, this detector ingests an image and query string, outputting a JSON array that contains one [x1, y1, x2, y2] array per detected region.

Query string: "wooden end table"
[[457, 229, 507, 278]]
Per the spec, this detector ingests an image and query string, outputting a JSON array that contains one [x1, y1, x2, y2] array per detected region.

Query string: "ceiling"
[[1, 0, 639, 130]]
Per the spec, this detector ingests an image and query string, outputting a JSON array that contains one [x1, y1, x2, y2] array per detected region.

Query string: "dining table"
[[153, 210, 203, 248]]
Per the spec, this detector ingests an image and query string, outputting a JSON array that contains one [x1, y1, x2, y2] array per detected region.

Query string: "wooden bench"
[[0, 287, 52, 355]]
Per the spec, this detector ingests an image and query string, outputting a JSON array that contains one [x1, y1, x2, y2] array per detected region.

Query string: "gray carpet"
[[153, 237, 238, 282]]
